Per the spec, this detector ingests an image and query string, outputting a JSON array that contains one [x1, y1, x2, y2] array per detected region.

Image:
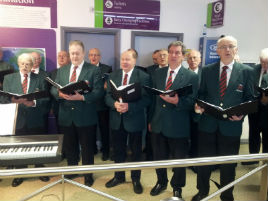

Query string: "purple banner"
[[210, 0, 224, 27], [0, 28, 56, 72], [0, 0, 57, 28], [102, 0, 160, 30]]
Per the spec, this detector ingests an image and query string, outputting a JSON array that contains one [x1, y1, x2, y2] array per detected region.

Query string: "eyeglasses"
[[89, 54, 100, 57], [159, 54, 168, 57], [218, 45, 236, 50]]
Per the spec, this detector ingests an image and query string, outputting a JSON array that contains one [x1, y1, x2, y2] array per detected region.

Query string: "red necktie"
[[31, 69, 35, 73], [165, 71, 174, 90], [220, 66, 228, 99], [123, 73, 128, 85], [70, 66, 78, 83], [22, 74, 28, 94]]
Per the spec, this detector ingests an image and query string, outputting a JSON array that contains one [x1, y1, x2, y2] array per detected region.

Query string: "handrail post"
[[259, 161, 268, 201], [61, 174, 65, 201]]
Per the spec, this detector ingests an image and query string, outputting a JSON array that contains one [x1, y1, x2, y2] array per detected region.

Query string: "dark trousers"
[[60, 124, 96, 170], [196, 130, 240, 201], [151, 132, 188, 190], [248, 109, 268, 153], [189, 118, 199, 158], [111, 124, 142, 182], [97, 110, 110, 155]]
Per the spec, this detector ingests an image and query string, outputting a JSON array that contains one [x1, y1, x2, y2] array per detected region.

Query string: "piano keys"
[[0, 134, 63, 166]]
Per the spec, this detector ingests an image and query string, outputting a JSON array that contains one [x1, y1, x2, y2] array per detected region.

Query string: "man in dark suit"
[[30, 52, 48, 78], [192, 36, 254, 201], [105, 49, 151, 194], [3, 53, 50, 187], [51, 40, 104, 187], [145, 49, 169, 161], [88, 48, 112, 161], [49, 50, 71, 132], [146, 49, 169, 75], [186, 49, 202, 170], [245, 48, 268, 160], [31, 52, 50, 132], [148, 41, 198, 199]]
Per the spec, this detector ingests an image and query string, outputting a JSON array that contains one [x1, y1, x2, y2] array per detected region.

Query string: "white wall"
[[56, 0, 267, 140], [57, 0, 268, 63]]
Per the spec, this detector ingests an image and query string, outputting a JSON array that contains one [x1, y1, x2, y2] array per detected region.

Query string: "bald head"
[[88, 48, 101, 66], [31, 52, 42, 69], [58, 50, 70, 67]]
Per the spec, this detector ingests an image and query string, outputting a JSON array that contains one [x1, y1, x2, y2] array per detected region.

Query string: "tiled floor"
[[0, 144, 266, 201]]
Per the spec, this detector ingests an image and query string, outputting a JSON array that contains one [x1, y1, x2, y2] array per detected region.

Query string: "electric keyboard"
[[0, 134, 63, 166]]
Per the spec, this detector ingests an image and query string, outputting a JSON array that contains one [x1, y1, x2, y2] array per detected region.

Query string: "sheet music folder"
[[255, 86, 268, 96], [45, 77, 91, 95], [196, 99, 258, 120], [109, 80, 141, 102], [143, 84, 192, 97], [0, 90, 49, 101]]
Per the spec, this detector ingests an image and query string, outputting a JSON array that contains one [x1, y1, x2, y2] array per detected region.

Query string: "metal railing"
[[0, 153, 267, 201]]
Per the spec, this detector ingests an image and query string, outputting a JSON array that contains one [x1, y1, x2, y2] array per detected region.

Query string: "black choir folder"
[[45, 77, 91, 95], [143, 84, 192, 97], [109, 80, 141, 102], [255, 86, 268, 96], [196, 99, 258, 120], [0, 90, 48, 101]]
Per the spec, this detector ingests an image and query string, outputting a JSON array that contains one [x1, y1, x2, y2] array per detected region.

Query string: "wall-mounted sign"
[[95, 0, 160, 30], [207, 0, 224, 28], [0, 0, 57, 28], [199, 37, 220, 66]]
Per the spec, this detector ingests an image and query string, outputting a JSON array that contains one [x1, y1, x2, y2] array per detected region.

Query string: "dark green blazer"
[[3, 72, 49, 129], [95, 62, 112, 111], [251, 64, 268, 129], [150, 66, 199, 138], [105, 67, 151, 132], [198, 62, 254, 136], [51, 62, 104, 127], [252, 64, 268, 94]]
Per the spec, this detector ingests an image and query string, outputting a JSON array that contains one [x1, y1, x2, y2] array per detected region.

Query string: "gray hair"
[[17, 53, 34, 65], [260, 48, 268, 60], [168, 41, 187, 55], [217, 35, 238, 47]]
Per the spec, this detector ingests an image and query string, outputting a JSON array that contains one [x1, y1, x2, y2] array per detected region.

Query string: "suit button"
[[71, 107, 75, 110], [163, 104, 166, 108], [220, 103, 223, 107]]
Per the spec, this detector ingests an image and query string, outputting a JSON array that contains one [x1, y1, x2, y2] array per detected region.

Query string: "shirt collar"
[[168, 64, 181, 75], [220, 60, 234, 71], [122, 67, 134, 78], [71, 60, 84, 70]]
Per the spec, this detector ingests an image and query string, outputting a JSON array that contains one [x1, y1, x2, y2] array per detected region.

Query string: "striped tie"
[[219, 66, 228, 99], [70, 66, 78, 83], [123, 73, 128, 85], [22, 74, 28, 94], [165, 71, 174, 91]]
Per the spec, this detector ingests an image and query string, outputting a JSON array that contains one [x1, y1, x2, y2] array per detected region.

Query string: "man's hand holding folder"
[[195, 99, 258, 121]]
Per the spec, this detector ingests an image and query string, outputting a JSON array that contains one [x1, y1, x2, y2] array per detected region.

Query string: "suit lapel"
[[171, 66, 185, 89], [62, 65, 71, 85], [129, 68, 138, 84], [225, 62, 241, 96], [15, 73, 24, 94], [77, 63, 88, 81], [112, 70, 122, 87], [159, 67, 168, 90], [28, 73, 38, 93]]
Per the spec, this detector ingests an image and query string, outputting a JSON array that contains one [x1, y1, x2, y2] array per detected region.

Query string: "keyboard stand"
[[18, 174, 125, 201]]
